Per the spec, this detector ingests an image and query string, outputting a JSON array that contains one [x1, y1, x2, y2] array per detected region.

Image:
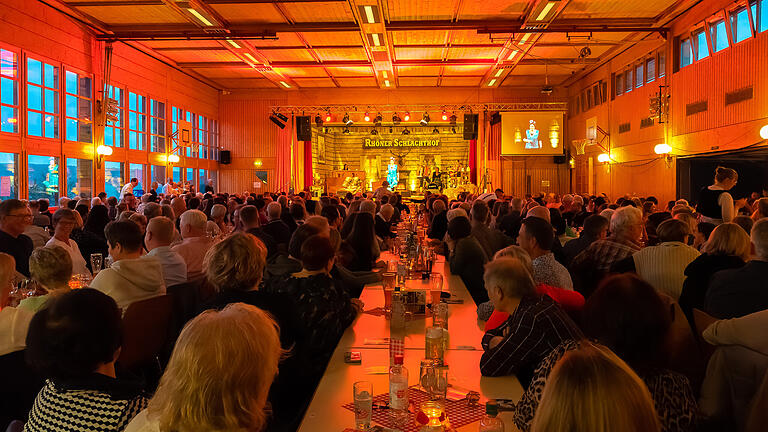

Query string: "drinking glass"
[[353, 381, 373, 431], [430, 273, 443, 301], [418, 400, 446, 427], [432, 303, 449, 330], [382, 272, 396, 311], [425, 326, 445, 363], [432, 365, 449, 400], [90, 253, 103, 275]]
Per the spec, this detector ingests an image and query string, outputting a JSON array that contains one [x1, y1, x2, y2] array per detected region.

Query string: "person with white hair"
[[145, 216, 187, 287], [374, 203, 396, 242], [570, 206, 644, 297], [172, 209, 214, 280], [706, 218, 768, 319], [359, 199, 376, 216], [90, 197, 103, 208], [263, 201, 291, 250], [206, 204, 229, 237]]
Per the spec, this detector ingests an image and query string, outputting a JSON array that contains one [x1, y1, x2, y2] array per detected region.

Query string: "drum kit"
[[420, 165, 470, 193]]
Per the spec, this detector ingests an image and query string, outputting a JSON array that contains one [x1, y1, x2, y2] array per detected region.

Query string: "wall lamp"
[[654, 143, 672, 154], [95, 145, 112, 169], [597, 153, 611, 163], [760, 125, 768, 140]]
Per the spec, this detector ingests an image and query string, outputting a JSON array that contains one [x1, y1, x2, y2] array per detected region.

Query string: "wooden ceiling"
[[55, 0, 686, 91]]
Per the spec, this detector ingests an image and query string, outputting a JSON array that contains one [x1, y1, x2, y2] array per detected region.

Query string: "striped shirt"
[[633, 242, 700, 300], [480, 295, 582, 386]]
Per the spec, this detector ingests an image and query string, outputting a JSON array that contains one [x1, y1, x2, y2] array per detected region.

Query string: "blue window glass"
[[732, 8, 752, 42], [199, 169, 206, 191], [172, 166, 181, 182], [43, 64, 56, 88], [129, 163, 144, 197], [186, 168, 194, 188], [1, 77, 16, 105], [151, 165, 165, 185], [0, 152, 18, 199], [711, 20, 729, 52], [64, 72, 92, 143], [104, 161, 123, 199], [27, 58, 59, 138], [66, 158, 92, 199], [27, 85, 41, 111], [128, 91, 146, 150], [761, 0, 768, 32], [695, 31, 709, 60], [65, 71, 77, 94], [28, 155, 59, 202], [680, 38, 693, 67], [27, 59, 41, 85], [28, 111, 42, 136], [105, 85, 123, 147]]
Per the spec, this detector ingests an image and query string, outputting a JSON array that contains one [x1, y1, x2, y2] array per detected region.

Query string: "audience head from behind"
[[239, 205, 261, 231], [447, 215, 472, 241], [471, 200, 490, 225], [288, 223, 323, 260], [129, 213, 148, 235], [0, 198, 32, 237], [305, 215, 331, 236], [300, 234, 336, 273], [483, 257, 537, 314], [610, 205, 643, 242], [321, 205, 341, 229], [582, 214, 609, 240], [752, 218, 768, 261], [518, 217, 555, 257], [446, 208, 468, 222], [531, 341, 661, 432], [266, 201, 282, 221], [145, 216, 177, 251], [655, 218, 690, 244], [713, 166, 738, 189], [26, 288, 122, 381], [757, 197, 768, 219], [379, 203, 395, 222], [171, 197, 186, 219], [526, 206, 551, 224], [204, 232, 267, 293], [693, 222, 716, 250], [30, 245, 72, 293], [136, 303, 281, 432], [493, 245, 533, 270], [105, 220, 145, 262], [703, 222, 752, 262], [143, 202, 162, 221], [732, 215, 754, 235], [359, 199, 376, 216], [179, 209, 208, 239], [432, 199, 446, 214]]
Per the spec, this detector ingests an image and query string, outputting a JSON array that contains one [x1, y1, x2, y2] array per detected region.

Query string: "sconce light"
[[760, 125, 768, 140], [95, 144, 112, 169], [168, 154, 180, 164], [654, 143, 672, 155], [597, 153, 611, 163], [254, 159, 263, 167]]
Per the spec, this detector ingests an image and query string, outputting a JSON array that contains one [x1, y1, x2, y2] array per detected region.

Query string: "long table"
[[298, 254, 523, 431]]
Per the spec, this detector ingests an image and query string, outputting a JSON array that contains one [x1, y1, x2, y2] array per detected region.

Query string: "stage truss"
[[269, 102, 567, 115]]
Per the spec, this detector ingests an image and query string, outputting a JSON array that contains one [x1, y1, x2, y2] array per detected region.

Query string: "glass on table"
[[382, 272, 396, 311], [425, 326, 445, 363], [429, 273, 443, 305], [418, 400, 446, 428], [353, 381, 373, 431], [90, 253, 103, 275]]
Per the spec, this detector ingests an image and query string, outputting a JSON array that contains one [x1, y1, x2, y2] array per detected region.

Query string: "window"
[[104, 161, 124, 199], [615, 73, 623, 96], [199, 169, 207, 192], [694, 30, 710, 60], [185, 111, 195, 157], [27, 58, 60, 138], [646, 58, 656, 83], [680, 38, 693, 68], [172, 166, 181, 182], [209, 170, 217, 192], [710, 20, 729, 52], [186, 168, 195, 189], [635, 63, 644, 88], [171, 106, 184, 156], [150, 99, 166, 153], [625, 69, 633, 92], [0, 152, 18, 199], [760, 0, 768, 32], [210, 120, 219, 161], [28, 155, 59, 201], [129, 163, 144, 197], [0, 49, 19, 134], [128, 91, 147, 150], [66, 158, 92, 199], [198, 115, 209, 159], [658, 50, 666, 77], [150, 165, 166, 188], [731, 7, 752, 43], [64, 70, 92, 143], [104, 85, 123, 147]]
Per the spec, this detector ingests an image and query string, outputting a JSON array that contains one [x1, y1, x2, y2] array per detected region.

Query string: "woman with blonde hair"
[[125, 303, 282, 432], [18, 245, 72, 312], [679, 222, 750, 326], [531, 342, 661, 432]]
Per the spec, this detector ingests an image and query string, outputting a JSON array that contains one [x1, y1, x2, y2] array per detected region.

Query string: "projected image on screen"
[[501, 112, 564, 156]]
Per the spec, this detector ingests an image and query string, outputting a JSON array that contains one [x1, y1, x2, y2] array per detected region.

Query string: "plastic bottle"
[[389, 354, 409, 430], [479, 400, 504, 432]]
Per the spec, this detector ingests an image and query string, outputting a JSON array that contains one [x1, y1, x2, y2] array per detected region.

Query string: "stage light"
[[402, 127, 410, 135], [275, 112, 288, 122], [441, 111, 448, 121], [760, 125, 768, 140], [392, 113, 401, 125], [449, 114, 457, 125], [325, 112, 332, 122], [403, 112, 410, 122], [597, 153, 611, 163], [432, 127, 440, 134], [187, 8, 213, 26], [420, 112, 430, 126], [364, 112, 371, 122], [269, 114, 286, 129], [343, 113, 353, 126], [374, 113, 383, 126], [314, 114, 323, 127], [371, 129, 378, 135], [654, 143, 672, 155], [343, 127, 350, 134]]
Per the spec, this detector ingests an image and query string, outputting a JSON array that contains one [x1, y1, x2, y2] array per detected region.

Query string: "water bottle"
[[389, 354, 409, 430], [390, 287, 406, 334], [479, 400, 505, 432]]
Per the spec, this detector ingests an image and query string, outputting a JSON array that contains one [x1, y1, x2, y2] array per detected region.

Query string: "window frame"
[[209, 119, 219, 161], [758, 0, 768, 33], [0, 44, 21, 135], [709, 18, 730, 53], [25, 53, 61, 140], [198, 114, 209, 159], [729, 5, 754, 43], [679, 36, 694, 68], [635, 62, 644, 88], [186, 110, 196, 158], [645, 57, 656, 83], [692, 28, 711, 61], [127, 89, 148, 151], [149, 97, 166, 153], [104, 83, 125, 148], [625, 68, 633, 92], [63, 66, 93, 144]]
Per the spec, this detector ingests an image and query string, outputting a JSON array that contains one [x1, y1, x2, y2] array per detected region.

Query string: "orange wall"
[[0, 0, 220, 198], [567, 0, 768, 202]]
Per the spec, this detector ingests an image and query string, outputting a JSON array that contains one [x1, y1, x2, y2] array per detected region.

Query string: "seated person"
[[24, 289, 147, 431], [238, 205, 277, 259], [517, 217, 573, 291], [143, 217, 187, 288], [0, 253, 34, 357], [45, 209, 90, 277], [470, 200, 510, 259], [171, 210, 214, 281], [91, 221, 166, 312], [427, 199, 448, 240], [124, 304, 281, 432], [530, 342, 662, 432], [18, 245, 72, 312], [447, 216, 489, 305], [479, 258, 582, 386], [707, 218, 768, 319], [374, 204, 397, 241], [561, 214, 608, 266]]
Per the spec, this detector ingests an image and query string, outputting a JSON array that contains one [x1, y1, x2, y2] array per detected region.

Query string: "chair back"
[[0, 350, 44, 429], [166, 282, 200, 325], [118, 295, 173, 370], [693, 308, 718, 358]]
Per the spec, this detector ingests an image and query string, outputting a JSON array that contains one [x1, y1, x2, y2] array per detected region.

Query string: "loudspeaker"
[[463, 113, 478, 140], [219, 150, 231, 165], [553, 155, 567, 164], [296, 116, 312, 141], [489, 112, 501, 126]]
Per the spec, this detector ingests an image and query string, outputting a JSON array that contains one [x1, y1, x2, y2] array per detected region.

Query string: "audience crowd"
[[1, 165, 767, 431]]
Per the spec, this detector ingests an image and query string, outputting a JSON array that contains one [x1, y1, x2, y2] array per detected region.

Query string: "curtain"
[[303, 139, 313, 191]]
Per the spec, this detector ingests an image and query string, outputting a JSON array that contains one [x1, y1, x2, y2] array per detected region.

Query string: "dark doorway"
[[676, 147, 768, 205]]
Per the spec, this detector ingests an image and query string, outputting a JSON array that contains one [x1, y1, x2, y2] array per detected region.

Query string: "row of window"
[[0, 44, 220, 161], [679, 0, 768, 68], [614, 49, 666, 98], [0, 152, 216, 202]]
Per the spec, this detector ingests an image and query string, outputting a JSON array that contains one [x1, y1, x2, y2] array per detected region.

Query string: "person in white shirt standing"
[[144, 216, 187, 287], [120, 177, 139, 200], [46, 208, 89, 277]]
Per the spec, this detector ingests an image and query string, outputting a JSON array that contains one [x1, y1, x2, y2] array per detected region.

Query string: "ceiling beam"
[[176, 58, 593, 68]]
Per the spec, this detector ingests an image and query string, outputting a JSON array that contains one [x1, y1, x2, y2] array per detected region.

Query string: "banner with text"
[[363, 138, 440, 148]]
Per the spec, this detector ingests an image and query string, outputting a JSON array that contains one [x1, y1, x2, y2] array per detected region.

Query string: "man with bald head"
[[145, 216, 187, 287], [171, 197, 186, 221], [172, 210, 213, 280], [375, 204, 397, 243]]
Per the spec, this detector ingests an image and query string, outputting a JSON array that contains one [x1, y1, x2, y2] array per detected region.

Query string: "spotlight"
[[449, 114, 457, 125], [402, 127, 410, 135], [371, 129, 378, 135], [441, 111, 448, 121], [275, 112, 288, 122], [374, 113, 383, 126], [325, 112, 332, 122], [364, 112, 371, 122], [343, 127, 350, 134], [432, 127, 439, 134], [314, 114, 323, 127], [403, 112, 410, 122], [269, 114, 286, 129], [343, 113, 353, 126], [420, 112, 430, 126]]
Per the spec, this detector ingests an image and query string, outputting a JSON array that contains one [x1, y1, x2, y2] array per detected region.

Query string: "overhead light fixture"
[[441, 111, 448, 121], [403, 112, 410, 122], [314, 114, 323, 127], [432, 127, 439, 134], [279, 81, 290, 88], [597, 153, 611, 163], [536, 1, 557, 21], [761, 124, 768, 140], [371, 129, 378, 135], [343, 127, 350, 134], [420, 112, 430, 126], [495, 69, 504, 77], [449, 114, 457, 125], [520, 33, 532, 43], [654, 143, 672, 154], [167, 154, 180, 164], [269, 114, 286, 129], [384, 80, 390, 87], [392, 113, 401, 125], [382, 71, 388, 79], [244, 53, 258, 63], [402, 127, 410, 135], [225, 39, 241, 49], [374, 113, 383, 126], [364, 112, 371, 122], [325, 112, 332, 122], [187, 8, 214, 26], [363, 5, 376, 23], [371, 33, 381, 46], [507, 50, 519, 60], [275, 112, 288, 122], [343, 113, 353, 126], [488, 79, 497, 86]]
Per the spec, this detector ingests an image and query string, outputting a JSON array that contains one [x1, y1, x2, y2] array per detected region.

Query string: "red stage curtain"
[[488, 121, 502, 191], [274, 127, 291, 193], [469, 139, 477, 184], [303, 140, 313, 190]]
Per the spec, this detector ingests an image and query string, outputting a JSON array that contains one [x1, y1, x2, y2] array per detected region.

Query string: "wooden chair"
[[117, 294, 174, 372], [166, 282, 201, 326]]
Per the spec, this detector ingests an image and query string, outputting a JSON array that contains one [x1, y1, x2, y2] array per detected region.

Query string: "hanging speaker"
[[463, 114, 478, 140], [296, 116, 312, 141], [553, 155, 567, 164], [219, 150, 231, 165]]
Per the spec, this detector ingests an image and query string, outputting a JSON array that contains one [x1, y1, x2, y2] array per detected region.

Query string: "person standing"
[[121, 177, 139, 200], [0, 199, 34, 277], [204, 178, 215, 194], [698, 167, 742, 224]]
